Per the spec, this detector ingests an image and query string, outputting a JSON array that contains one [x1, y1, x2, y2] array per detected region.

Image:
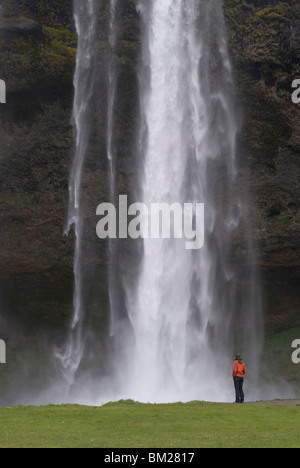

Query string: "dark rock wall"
[[224, 0, 300, 269], [223, 0, 300, 383], [0, 0, 75, 277]]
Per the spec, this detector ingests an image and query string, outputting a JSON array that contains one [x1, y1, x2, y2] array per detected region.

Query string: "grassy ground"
[[0, 400, 299, 448]]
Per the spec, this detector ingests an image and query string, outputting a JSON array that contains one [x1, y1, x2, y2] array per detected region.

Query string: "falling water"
[[56, 0, 97, 388], [107, 0, 119, 339], [107, 0, 118, 184], [56, 0, 263, 403], [120, 0, 263, 402]]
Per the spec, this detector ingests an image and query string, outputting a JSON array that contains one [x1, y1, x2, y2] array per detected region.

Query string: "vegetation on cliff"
[[0, 0, 76, 99]]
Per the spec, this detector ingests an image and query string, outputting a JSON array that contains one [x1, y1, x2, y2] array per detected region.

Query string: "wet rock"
[[0, 16, 43, 40]]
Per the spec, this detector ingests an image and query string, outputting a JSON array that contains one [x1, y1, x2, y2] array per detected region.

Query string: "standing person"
[[232, 354, 246, 403]]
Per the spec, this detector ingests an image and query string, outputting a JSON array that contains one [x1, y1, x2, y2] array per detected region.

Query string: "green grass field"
[[0, 400, 299, 448]]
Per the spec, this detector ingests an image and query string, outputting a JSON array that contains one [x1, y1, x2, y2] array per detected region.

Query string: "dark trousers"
[[233, 377, 245, 403]]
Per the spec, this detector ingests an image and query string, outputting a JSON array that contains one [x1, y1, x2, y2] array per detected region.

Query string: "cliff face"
[[224, 0, 300, 269], [224, 0, 300, 383], [0, 0, 75, 275], [0, 1, 299, 346], [1, 0, 299, 275]]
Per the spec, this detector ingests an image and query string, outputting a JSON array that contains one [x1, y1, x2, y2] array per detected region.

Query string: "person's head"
[[235, 353, 242, 361]]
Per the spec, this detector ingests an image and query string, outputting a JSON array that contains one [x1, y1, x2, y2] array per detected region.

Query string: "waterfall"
[[56, 0, 97, 388], [107, 0, 119, 339], [119, 0, 263, 402], [57, 0, 262, 403]]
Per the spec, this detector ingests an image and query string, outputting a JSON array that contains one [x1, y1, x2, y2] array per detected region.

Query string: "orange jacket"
[[232, 360, 246, 378]]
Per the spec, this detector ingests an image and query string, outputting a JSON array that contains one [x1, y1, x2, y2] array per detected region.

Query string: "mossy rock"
[[0, 18, 76, 94]]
